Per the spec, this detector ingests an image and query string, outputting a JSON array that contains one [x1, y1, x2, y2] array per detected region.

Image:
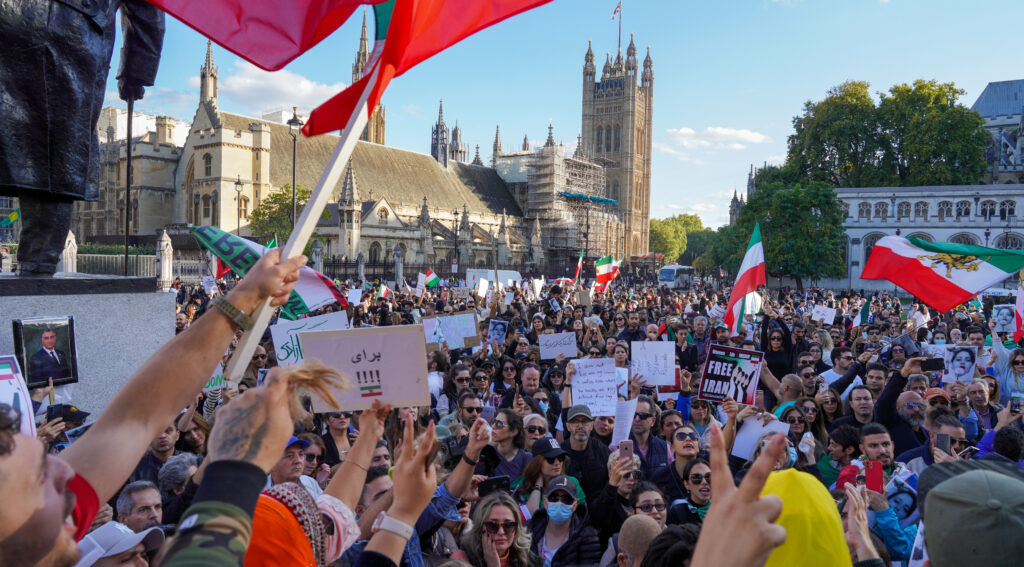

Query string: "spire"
[[200, 40, 218, 106], [522, 134, 530, 151], [583, 39, 595, 82], [437, 99, 446, 125], [492, 125, 503, 166], [431, 99, 449, 167], [602, 51, 612, 78], [419, 195, 430, 224], [544, 122, 555, 148], [573, 134, 585, 159], [352, 10, 371, 82], [641, 45, 653, 87], [341, 159, 359, 203], [614, 47, 623, 74], [747, 164, 756, 195], [472, 144, 483, 166], [625, 33, 638, 75]]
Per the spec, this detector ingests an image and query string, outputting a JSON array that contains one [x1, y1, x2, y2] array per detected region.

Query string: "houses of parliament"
[[59, 20, 654, 268]]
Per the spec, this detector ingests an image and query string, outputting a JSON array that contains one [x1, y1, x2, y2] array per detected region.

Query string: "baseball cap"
[[287, 436, 310, 449], [74, 522, 164, 567], [923, 465, 1024, 567], [544, 475, 575, 498], [924, 388, 951, 403], [566, 405, 593, 422], [531, 437, 567, 459]]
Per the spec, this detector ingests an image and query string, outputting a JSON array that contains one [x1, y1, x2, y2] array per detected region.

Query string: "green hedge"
[[78, 243, 155, 255]]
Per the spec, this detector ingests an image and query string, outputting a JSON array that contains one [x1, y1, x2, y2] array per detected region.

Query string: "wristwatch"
[[211, 296, 254, 331], [372, 512, 415, 540]]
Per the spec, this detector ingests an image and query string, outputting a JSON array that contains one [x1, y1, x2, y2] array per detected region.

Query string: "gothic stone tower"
[[352, 11, 386, 144], [581, 34, 653, 256]]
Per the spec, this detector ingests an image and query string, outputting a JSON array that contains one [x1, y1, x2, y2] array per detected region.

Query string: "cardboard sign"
[[202, 276, 218, 295], [423, 313, 480, 351], [610, 398, 638, 450], [532, 279, 543, 299], [698, 345, 764, 405], [708, 304, 726, 320], [204, 365, 227, 392], [540, 331, 577, 359], [452, 287, 471, 300], [811, 305, 837, 325], [943, 345, 978, 383], [476, 278, 489, 299], [992, 303, 1016, 333], [347, 288, 363, 305], [270, 311, 351, 367], [504, 292, 515, 306], [731, 418, 790, 461], [415, 273, 427, 298], [488, 319, 509, 344], [0, 355, 35, 437], [577, 285, 592, 308], [299, 325, 430, 411], [630, 341, 676, 386], [571, 358, 618, 417]]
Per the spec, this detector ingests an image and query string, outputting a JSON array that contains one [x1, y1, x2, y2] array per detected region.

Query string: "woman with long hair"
[[798, 396, 828, 447], [495, 358, 519, 397], [806, 342, 831, 374], [511, 441, 584, 515], [438, 363, 473, 418], [665, 458, 711, 526], [815, 387, 844, 429], [651, 423, 702, 504], [687, 398, 721, 448], [814, 330, 835, 367], [781, 403, 823, 464], [458, 492, 541, 567]]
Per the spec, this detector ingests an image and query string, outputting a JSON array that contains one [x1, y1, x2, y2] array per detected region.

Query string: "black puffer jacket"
[[528, 510, 602, 567]]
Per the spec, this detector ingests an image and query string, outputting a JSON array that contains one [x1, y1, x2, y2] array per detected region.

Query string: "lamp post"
[[985, 227, 991, 247], [287, 107, 304, 230], [451, 208, 460, 275], [234, 176, 244, 236]]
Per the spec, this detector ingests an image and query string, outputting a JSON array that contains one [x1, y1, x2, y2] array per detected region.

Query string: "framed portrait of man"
[[12, 316, 79, 388]]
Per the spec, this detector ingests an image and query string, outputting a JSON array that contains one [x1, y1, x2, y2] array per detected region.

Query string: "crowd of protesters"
[[4, 253, 1024, 567]]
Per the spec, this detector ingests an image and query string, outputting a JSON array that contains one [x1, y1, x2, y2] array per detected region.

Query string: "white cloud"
[[661, 203, 717, 213], [218, 62, 348, 116], [666, 126, 770, 149], [403, 104, 424, 116], [763, 153, 787, 164], [652, 142, 708, 165], [706, 190, 737, 200]]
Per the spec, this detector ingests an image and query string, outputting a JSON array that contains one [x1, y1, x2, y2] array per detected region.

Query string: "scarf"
[[694, 500, 710, 521], [248, 482, 326, 567]]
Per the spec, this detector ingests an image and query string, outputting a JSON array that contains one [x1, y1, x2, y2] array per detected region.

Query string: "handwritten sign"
[[452, 287, 471, 300], [476, 278, 489, 299], [532, 279, 543, 299], [577, 286, 592, 308], [630, 341, 675, 386], [698, 345, 763, 405], [0, 355, 35, 437], [571, 358, 618, 416], [204, 365, 226, 392], [708, 304, 726, 320], [270, 311, 351, 367], [540, 332, 577, 360], [416, 273, 427, 298], [488, 319, 509, 344], [731, 418, 789, 461], [811, 305, 837, 324], [504, 292, 515, 306], [610, 398, 638, 449], [347, 288, 362, 305], [202, 276, 218, 295], [299, 325, 430, 411]]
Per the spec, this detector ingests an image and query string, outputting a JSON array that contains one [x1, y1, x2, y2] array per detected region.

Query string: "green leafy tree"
[[247, 185, 330, 255], [649, 214, 704, 263], [680, 228, 714, 265]]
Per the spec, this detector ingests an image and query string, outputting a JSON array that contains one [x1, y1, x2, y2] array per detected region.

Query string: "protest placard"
[[708, 304, 726, 320], [488, 319, 509, 344], [452, 287, 471, 300], [299, 325, 430, 411], [270, 311, 351, 367], [548, 298, 561, 312], [422, 317, 445, 351], [610, 398, 638, 450], [577, 285, 592, 308], [616, 367, 630, 397], [415, 273, 427, 298], [811, 305, 837, 324], [476, 278, 489, 299], [571, 358, 618, 417], [731, 418, 790, 461], [0, 355, 36, 437], [203, 365, 226, 392], [504, 292, 515, 306], [347, 288, 362, 305], [698, 345, 763, 405], [992, 302, 1016, 333], [423, 313, 480, 350], [943, 345, 978, 383], [202, 276, 218, 295], [532, 279, 543, 299], [540, 331, 577, 359], [630, 341, 675, 386]]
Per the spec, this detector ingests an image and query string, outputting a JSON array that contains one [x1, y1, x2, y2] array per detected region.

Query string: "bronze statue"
[[0, 1, 164, 276]]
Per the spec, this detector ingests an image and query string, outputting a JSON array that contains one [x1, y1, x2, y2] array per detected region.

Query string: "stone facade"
[[973, 79, 1024, 183]]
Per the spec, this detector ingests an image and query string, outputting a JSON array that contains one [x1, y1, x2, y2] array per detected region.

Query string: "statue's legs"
[[16, 192, 73, 276]]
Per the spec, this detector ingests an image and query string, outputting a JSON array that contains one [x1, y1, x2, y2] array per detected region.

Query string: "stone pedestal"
[[0, 273, 175, 415]]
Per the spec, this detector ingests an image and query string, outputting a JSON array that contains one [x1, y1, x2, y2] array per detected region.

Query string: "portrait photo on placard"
[[13, 316, 80, 388]]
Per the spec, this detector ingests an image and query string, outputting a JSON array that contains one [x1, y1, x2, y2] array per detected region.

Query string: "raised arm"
[[324, 402, 389, 509], [61, 251, 307, 503]]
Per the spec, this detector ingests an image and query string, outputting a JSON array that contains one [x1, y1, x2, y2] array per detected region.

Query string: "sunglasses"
[[674, 431, 700, 442], [770, 336, 783, 341], [688, 473, 711, 485], [483, 521, 516, 535], [903, 402, 925, 410], [503, 367, 516, 372], [1013, 360, 1024, 366], [634, 412, 653, 421], [526, 425, 547, 435], [304, 453, 323, 463], [544, 454, 567, 464], [589, 351, 602, 356], [799, 373, 815, 379], [326, 412, 353, 419], [785, 416, 806, 425], [454, 377, 470, 384], [493, 419, 507, 430], [547, 493, 575, 505], [462, 406, 483, 414], [634, 502, 666, 513], [252, 354, 267, 360], [840, 355, 854, 361], [623, 470, 641, 480]]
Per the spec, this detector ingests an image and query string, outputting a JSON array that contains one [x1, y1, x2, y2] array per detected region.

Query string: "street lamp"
[[287, 106, 304, 230], [985, 227, 991, 247], [234, 176, 244, 236], [451, 208, 460, 274]]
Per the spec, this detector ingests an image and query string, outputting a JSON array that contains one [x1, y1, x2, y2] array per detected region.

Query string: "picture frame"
[[12, 316, 79, 388]]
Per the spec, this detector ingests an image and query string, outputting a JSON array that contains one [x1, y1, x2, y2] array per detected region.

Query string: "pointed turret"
[[340, 160, 359, 204], [352, 10, 371, 82], [602, 52, 612, 78], [747, 164, 756, 195], [430, 99, 449, 167], [613, 47, 623, 75], [625, 33, 638, 76], [338, 160, 361, 259], [583, 39, 596, 83], [544, 122, 555, 148], [472, 144, 483, 166], [573, 134, 585, 159], [641, 45, 654, 88], [449, 120, 467, 163], [420, 196, 430, 224], [530, 215, 545, 262], [200, 40, 218, 106], [522, 134, 530, 151], [459, 204, 471, 234], [492, 125, 503, 166]]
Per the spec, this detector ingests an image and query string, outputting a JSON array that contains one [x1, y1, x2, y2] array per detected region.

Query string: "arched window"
[[203, 153, 212, 177], [202, 195, 211, 218], [873, 202, 888, 220], [999, 200, 1016, 220], [914, 201, 928, 219], [614, 124, 621, 152], [908, 232, 933, 243], [605, 125, 612, 153], [377, 208, 389, 224], [858, 202, 871, 219], [612, 181, 620, 201], [239, 196, 249, 219], [369, 242, 382, 263], [632, 234, 640, 256], [955, 200, 971, 219], [132, 199, 139, 233], [949, 233, 979, 246], [192, 193, 200, 224], [596, 126, 602, 153], [864, 233, 885, 259], [937, 201, 953, 221], [839, 237, 849, 277], [995, 233, 1024, 250], [981, 200, 997, 220], [897, 202, 911, 219]]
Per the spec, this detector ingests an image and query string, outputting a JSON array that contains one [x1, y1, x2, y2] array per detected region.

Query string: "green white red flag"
[[572, 251, 584, 288], [862, 236, 1024, 312], [853, 300, 871, 327], [425, 269, 440, 287], [191, 226, 348, 320], [376, 284, 391, 299], [594, 255, 621, 292], [1015, 281, 1024, 343], [723, 224, 766, 336]]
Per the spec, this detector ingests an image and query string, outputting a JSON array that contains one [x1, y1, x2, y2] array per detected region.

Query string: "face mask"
[[547, 502, 573, 524], [539, 401, 549, 414], [785, 446, 798, 468], [934, 339, 946, 345]]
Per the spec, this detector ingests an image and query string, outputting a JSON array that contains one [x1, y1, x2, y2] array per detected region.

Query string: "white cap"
[[74, 522, 164, 567]]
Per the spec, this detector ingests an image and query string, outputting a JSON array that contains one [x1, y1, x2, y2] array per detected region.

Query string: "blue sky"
[[105, 0, 1022, 228]]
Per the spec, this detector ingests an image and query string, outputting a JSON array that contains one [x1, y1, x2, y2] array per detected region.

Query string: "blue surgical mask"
[[785, 446, 798, 468], [539, 401, 549, 414], [934, 339, 946, 345], [547, 502, 573, 524]]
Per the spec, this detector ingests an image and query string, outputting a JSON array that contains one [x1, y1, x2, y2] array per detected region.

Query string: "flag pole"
[[222, 70, 375, 388]]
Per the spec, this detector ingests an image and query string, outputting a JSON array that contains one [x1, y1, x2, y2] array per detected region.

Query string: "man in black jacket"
[[560, 405, 610, 502], [616, 312, 647, 344]]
